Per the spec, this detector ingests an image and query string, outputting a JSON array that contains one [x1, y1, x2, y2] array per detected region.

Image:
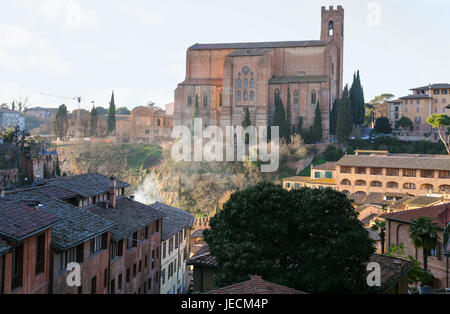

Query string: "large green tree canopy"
[[204, 183, 374, 294]]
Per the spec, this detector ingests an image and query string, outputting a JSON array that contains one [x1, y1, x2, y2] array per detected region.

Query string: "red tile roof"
[[382, 203, 450, 228], [0, 199, 59, 241], [207, 276, 307, 294]]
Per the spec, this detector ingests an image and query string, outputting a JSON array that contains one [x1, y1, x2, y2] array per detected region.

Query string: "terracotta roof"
[[5, 188, 116, 251], [45, 174, 130, 198], [388, 196, 415, 210], [207, 276, 307, 294], [0, 198, 59, 241], [399, 95, 432, 99], [187, 245, 217, 268], [311, 162, 336, 171], [369, 255, 414, 293], [363, 193, 387, 206], [410, 83, 450, 91], [87, 197, 166, 242], [191, 229, 205, 239], [361, 213, 380, 226], [30, 185, 78, 200], [336, 154, 450, 171], [406, 196, 442, 207], [189, 40, 328, 50], [349, 193, 368, 206], [153, 202, 194, 241], [382, 203, 450, 228]]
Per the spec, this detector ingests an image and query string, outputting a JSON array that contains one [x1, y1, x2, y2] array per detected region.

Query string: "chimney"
[[109, 176, 117, 209]]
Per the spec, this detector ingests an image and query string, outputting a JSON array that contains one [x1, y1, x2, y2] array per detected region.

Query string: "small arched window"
[[156, 119, 161, 126], [293, 90, 299, 108], [387, 182, 398, 189], [250, 91, 255, 101], [237, 79, 242, 89], [250, 78, 255, 89], [219, 91, 223, 107], [243, 91, 248, 101], [237, 91, 241, 102], [311, 90, 317, 106], [244, 79, 248, 89], [203, 95, 208, 108], [328, 20, 334, 36], [187, 95, 193, 108]]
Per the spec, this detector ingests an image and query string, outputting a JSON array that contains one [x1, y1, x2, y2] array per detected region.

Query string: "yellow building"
[[283, 151, 450, 198], [283, 162, 337, 191], [397, 83, 449, 140]]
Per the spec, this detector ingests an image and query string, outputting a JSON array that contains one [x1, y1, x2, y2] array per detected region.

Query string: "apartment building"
[[283, 151, 450, 199], [0, 198, 58, 294], [155, 202, 194, 294], [397, 83, 449, 139], [383, 203, 450, 289], [335, 150, 450, 196], [0, 174, 166, 294], [388, 100, 403, 129]]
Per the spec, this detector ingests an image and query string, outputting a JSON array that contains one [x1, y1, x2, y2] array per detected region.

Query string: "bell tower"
[[321, 5, 344, 98]]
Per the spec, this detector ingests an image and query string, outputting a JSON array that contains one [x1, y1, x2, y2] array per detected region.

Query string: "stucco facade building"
[[174, 6, 344, 141], [395, 83, 450, 140]]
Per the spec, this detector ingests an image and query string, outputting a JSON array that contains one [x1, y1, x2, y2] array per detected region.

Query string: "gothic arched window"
[[243, 91, 248, 101], [237, 91, 241, 102], [328, 21, 334, 36], [250, 91, 255, 101], [203, 95, 208, 108], [187, 95, 193, 108], [311, 90, 317, 106], [250, 78, 255, 89], [293, 90, 299, 108], [237, 79, 242, 89], [244, 79, 248, 89]]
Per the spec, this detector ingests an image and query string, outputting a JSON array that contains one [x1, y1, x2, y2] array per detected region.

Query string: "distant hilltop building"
[[174, 6, 344, 140], [390, 83, 450, 140], [0, 109, 25, 132]]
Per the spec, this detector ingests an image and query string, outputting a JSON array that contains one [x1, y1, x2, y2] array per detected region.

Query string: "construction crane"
[[40, 93, 96, 138]]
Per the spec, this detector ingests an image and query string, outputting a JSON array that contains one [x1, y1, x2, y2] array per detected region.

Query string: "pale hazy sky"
[[0, 0, 449, 111]]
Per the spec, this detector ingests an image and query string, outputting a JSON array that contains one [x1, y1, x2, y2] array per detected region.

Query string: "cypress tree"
[[286, 88, 292, 142], [357, 71, 366, 125], [330, 99, 339, 136], [107, 91, 116, 134], [313, 101, 323, 143], [90, 106, 98, 137], [273, 98, 289, 141], [53, 104, 69, 140], [336, 85, 352, 143], [242, 107, 251, 144]]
